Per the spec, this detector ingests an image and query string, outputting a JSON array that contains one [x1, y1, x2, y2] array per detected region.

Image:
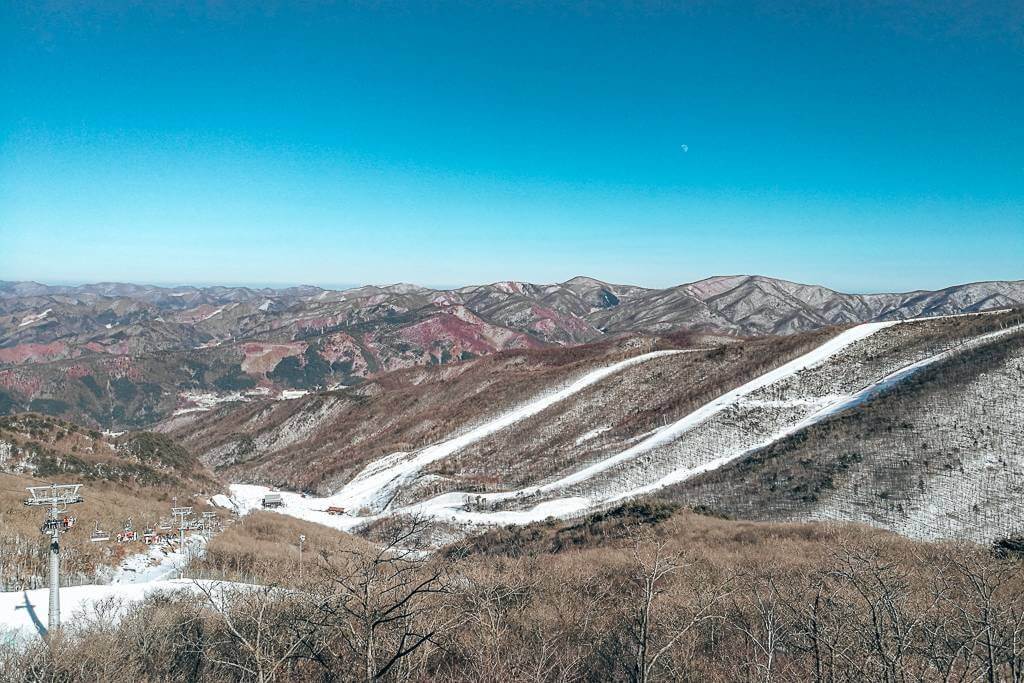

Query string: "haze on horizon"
[[1, 2, 1021, 293]]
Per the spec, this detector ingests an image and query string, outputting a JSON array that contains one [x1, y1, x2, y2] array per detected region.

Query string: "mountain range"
[[1, 275, 1022, 429]]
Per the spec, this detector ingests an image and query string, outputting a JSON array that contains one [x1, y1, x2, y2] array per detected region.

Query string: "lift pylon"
[[24, 483, 84, 634]]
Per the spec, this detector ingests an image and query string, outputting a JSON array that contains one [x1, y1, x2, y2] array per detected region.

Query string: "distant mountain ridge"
[[1, 275, 1021, 428]]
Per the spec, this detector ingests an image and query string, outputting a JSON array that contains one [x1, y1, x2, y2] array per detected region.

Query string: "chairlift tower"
[[24, 483, 83, 634], [171, 505, 193, 549], [201, 511, 217, 539]]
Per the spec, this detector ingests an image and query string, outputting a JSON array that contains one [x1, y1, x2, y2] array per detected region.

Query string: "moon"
[[680, 144, 689, 152]]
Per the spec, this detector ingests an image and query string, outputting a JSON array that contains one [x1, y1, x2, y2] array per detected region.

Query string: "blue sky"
[[1, 2, 1021, 293]]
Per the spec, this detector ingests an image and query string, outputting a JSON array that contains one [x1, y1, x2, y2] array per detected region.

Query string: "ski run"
[[0, 537, 218, 642], [230, 315, 1024, 532]]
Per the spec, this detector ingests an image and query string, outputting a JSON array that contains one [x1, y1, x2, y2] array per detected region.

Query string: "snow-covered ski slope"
[[283, 349, 683, 513], [229, 349, 684, 528], [0, 537, 248, 642], [230, 314, 1024, 534], [0, 579, 232, 643]]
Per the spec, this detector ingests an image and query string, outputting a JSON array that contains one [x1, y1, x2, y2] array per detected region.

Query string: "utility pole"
[[24, 483, 83, 635], [298, 534, 306, 580]]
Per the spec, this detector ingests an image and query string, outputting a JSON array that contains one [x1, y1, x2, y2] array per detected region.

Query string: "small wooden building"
[[262, 492, 284, 508]]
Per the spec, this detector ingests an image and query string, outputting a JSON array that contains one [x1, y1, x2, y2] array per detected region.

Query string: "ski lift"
[[90, 520, 110, 543], [143, 527, 158, 545], [118, 518, 138, 543], [158, 517, 172, 531], [117, 529, 138, 543]]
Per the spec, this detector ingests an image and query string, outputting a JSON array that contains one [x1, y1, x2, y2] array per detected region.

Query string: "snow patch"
[[18, 309, 52, 327]]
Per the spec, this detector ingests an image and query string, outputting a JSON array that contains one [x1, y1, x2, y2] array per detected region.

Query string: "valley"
[[1, 277, 1022, 680]]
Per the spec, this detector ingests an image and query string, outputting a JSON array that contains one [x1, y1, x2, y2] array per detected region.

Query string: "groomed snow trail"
[[606, 320, 1024, 503], [229, 324, 894, 528], [230, 318, 1024, 532], [292, 349, 684, 515], [108, 535, 207, 584]]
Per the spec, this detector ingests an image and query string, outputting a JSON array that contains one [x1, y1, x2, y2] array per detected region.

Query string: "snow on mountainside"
[[221, 309, 1024, 543], [668, 317, 1024, 543]]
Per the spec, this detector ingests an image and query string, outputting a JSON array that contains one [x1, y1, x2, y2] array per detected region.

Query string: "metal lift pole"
[[171, 504, 193, 555], [47, 520, 59, 631], [25, 483, 83, 635]]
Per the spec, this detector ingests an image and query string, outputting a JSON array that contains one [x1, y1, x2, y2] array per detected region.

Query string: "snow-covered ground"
[[210, 493, 237, 511], [240, 348, 682, 516], [173, 386, 302, 415], [0, 579, 244, 643], [228, 317, 1024, 535], [18, 309, 52, 327], [230, 324, 894, 527], [106, 534, 206, 585], [1, 529, 220, 642]]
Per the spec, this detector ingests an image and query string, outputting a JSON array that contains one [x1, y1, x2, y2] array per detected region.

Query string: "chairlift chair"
[[117, 519, 139, 543], [90, 520, 110, 543]]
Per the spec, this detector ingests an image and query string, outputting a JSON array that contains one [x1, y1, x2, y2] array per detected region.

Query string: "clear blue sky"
[[1, 2, 1021, 293]]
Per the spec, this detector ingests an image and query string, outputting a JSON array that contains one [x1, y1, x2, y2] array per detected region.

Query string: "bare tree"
[[312, 514, 455, 682], [609, 527, 731, 683], [939, 546, 1024, 683], [192, 581, 315, 683], [730, 574, 791, 683], [827, 541, 940, 683]]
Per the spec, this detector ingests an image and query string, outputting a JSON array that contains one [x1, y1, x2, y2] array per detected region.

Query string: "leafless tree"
[[311, 514, 455, 682], [608, 527, 731, 683], [730, 574, 790, 682], [192, 581, 315, 683], [939, 546, 1024, 682]]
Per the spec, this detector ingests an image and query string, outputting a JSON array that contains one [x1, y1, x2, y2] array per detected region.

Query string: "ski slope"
[[602, 319, 1024, 502], [227, 324, 892, 528], [0, 579, 237, 643], [229, 317, 1023, 534], [234, 349, 684, 520], [0, 531, 215, 642], [107, 535, 206, 585]]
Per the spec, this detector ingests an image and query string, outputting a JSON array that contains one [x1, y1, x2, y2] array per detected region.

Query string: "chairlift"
[[158, 517, 172, 531], [90, 520, 110, 543], [117, 519, 138, 543], [117, 529, 138, 543]]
